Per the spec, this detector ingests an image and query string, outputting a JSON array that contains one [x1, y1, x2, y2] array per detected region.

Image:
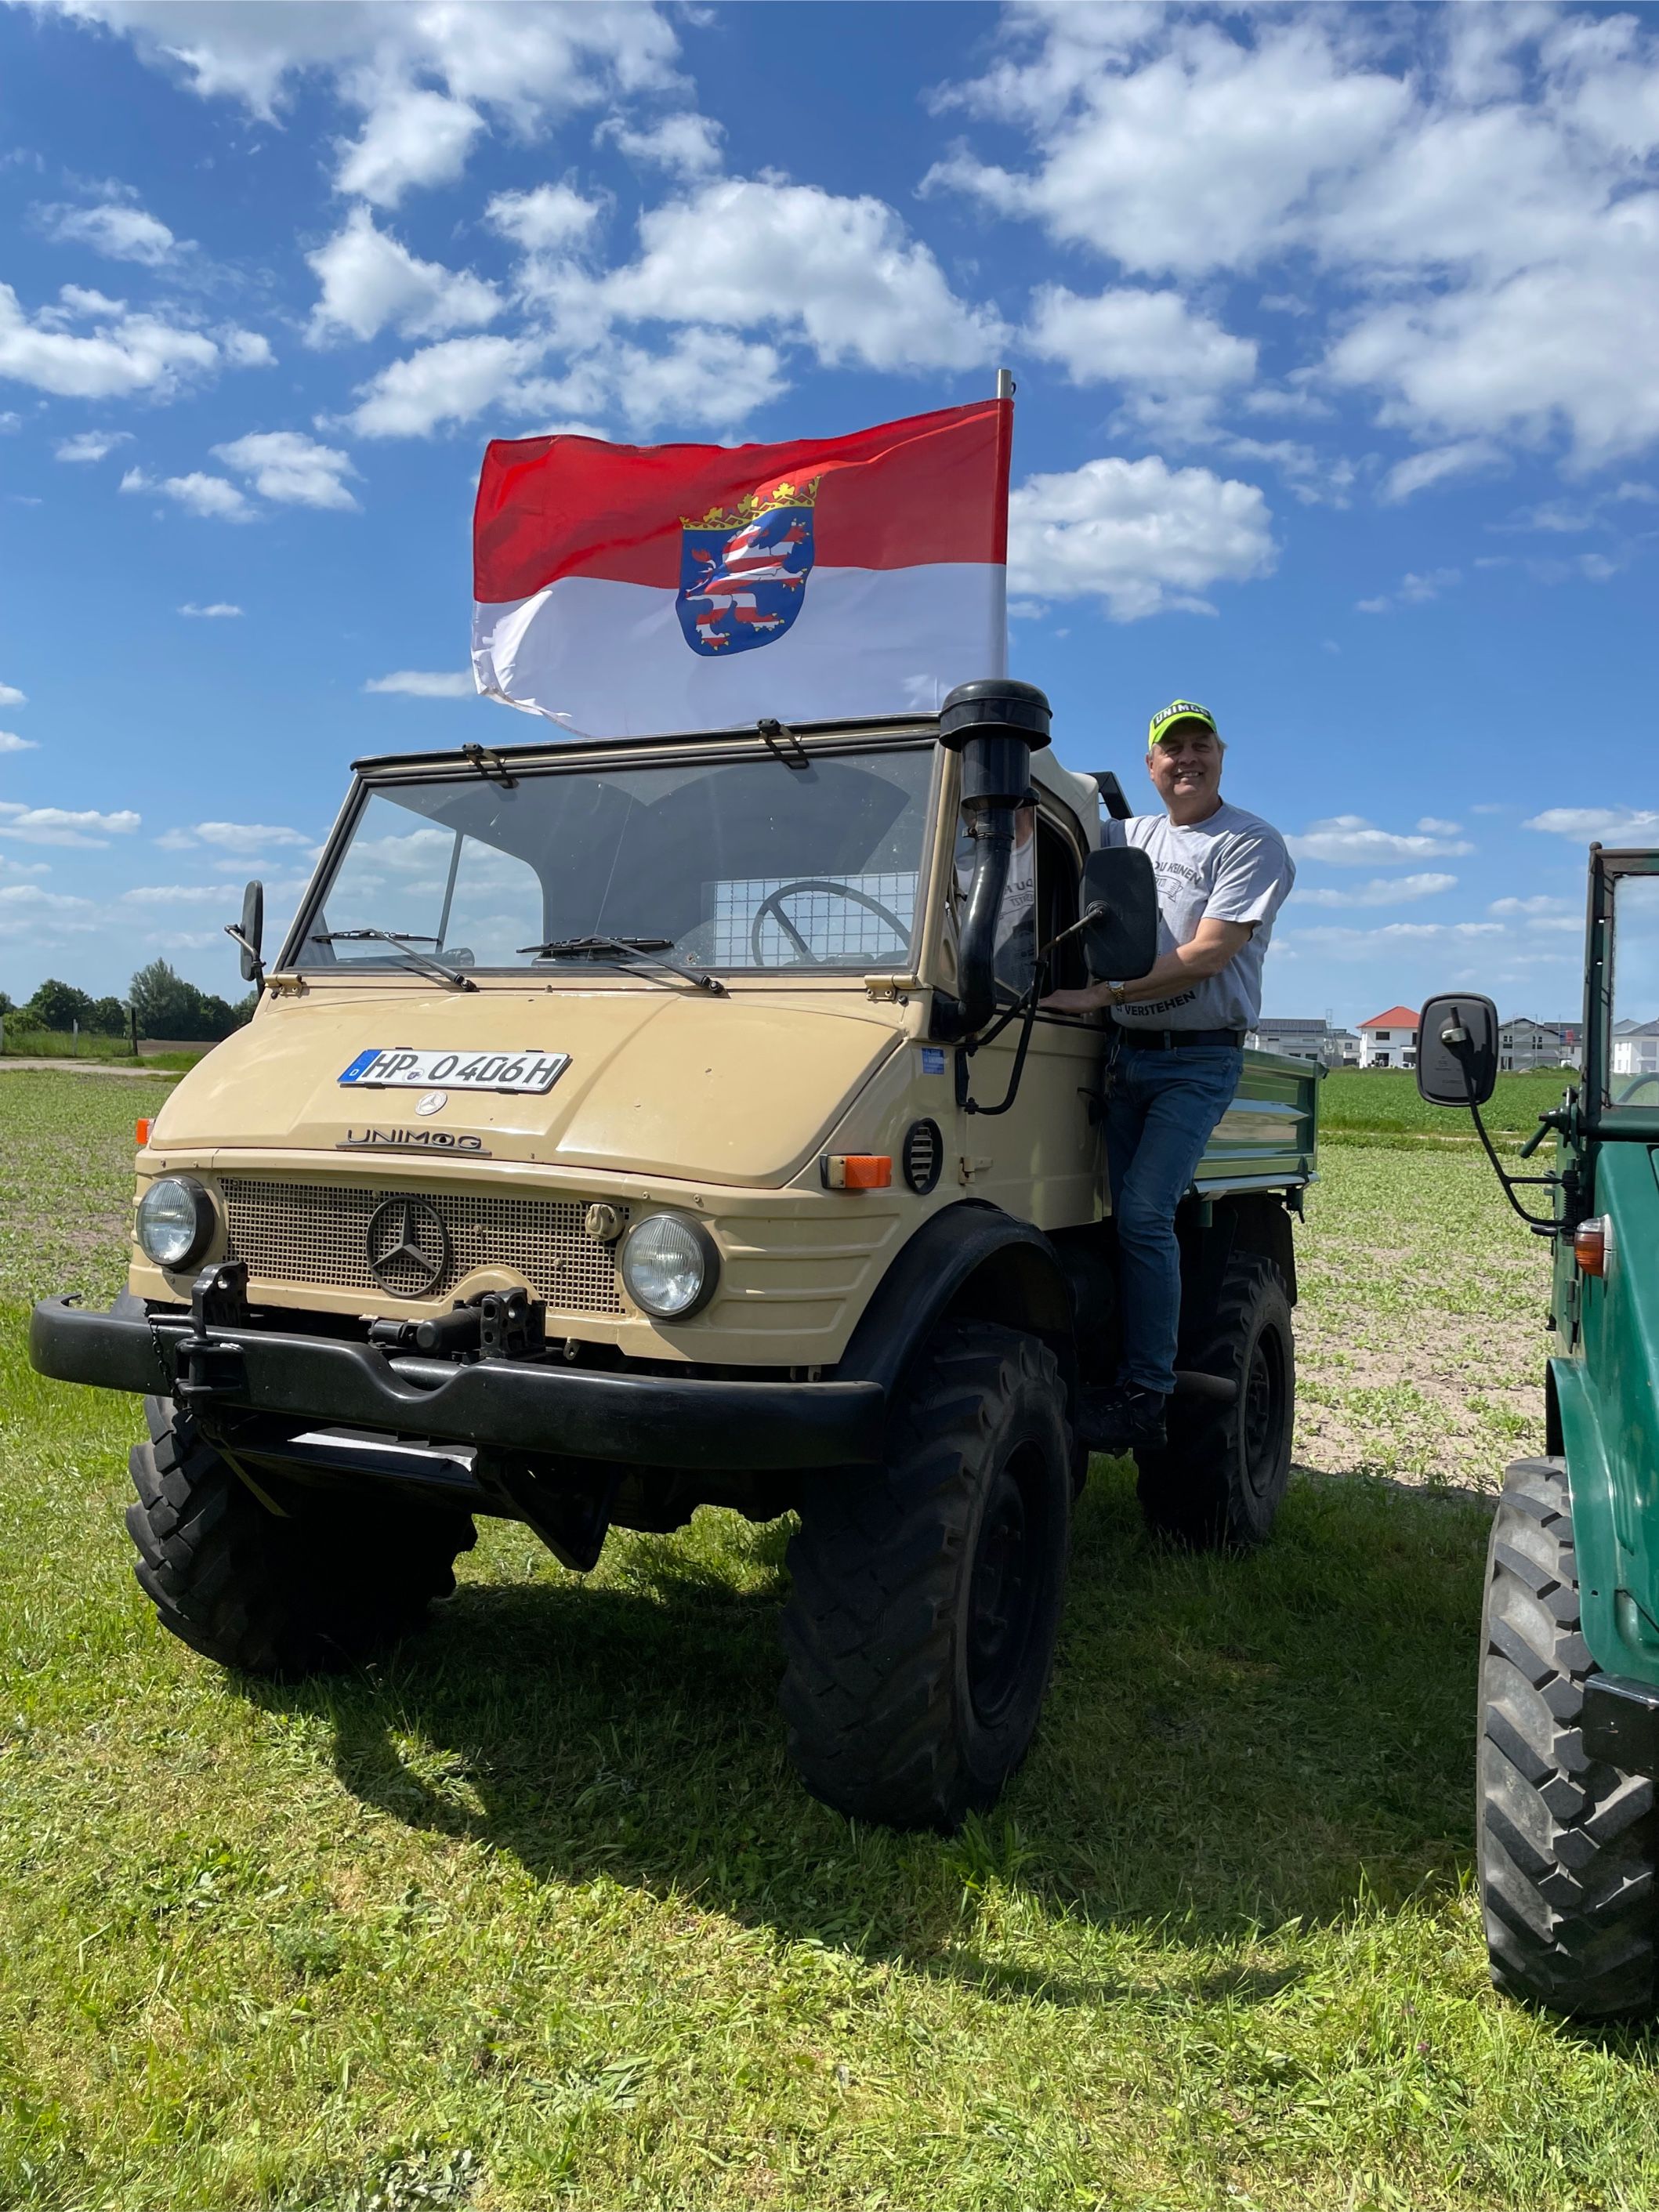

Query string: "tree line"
[[0, 961, 255, 1043]]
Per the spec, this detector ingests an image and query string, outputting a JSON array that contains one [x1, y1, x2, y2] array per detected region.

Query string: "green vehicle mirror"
[[1416, 992, 1498, 1106]]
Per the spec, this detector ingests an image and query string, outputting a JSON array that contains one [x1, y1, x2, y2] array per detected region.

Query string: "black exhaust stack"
[[938, 679, 1052, 1038]]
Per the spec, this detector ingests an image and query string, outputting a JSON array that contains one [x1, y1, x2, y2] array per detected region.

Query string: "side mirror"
[[1080, 846, 1159, 981], [1416, 992, 1498, 1107], [229, 878, 264, 984]]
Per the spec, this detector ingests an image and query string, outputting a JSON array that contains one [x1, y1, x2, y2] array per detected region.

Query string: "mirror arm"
[[224, 923, 264, 988], [1459, 1063, 1566, 1233]]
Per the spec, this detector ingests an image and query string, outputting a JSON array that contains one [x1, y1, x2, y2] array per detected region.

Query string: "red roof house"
[[1357, 1005, 1419, 1067]]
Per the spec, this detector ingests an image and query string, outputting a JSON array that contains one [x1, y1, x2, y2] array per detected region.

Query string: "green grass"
[[2, 1075, 1654, 2210], [1319, 1069, 1573, 1145], [1, 1030, 141, 1062]]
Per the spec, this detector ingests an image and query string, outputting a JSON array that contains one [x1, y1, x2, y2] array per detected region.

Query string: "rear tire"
[[780, 1322, 1071, 1830], [127, 1391, 475, 1679], [1136, 1252, 1293, 1551], [1477, 1456, 1657, 2018]]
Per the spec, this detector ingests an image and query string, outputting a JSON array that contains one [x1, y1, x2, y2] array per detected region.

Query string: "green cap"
[[1148, 699, 1219, 747]]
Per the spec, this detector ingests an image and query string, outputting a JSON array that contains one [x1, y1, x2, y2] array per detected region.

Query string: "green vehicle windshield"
[[1603, 866, 1659, 1111]]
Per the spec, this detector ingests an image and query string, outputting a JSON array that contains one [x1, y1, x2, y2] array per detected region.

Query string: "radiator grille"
[[221, 1176, 627, 1312]]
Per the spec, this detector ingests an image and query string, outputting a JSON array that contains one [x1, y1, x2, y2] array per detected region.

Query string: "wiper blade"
[[310, 928, 478, 992], [518, 933, 726, 996]]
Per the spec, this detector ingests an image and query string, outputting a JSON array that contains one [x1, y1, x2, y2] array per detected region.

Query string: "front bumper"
[[28, 1295, 886, 1472]]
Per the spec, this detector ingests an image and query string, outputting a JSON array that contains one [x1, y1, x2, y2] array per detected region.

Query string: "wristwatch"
[[1108, 982, 1128, 1008]]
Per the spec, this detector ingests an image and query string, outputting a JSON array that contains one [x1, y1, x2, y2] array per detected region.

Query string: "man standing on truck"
[[1043, 701, 1295, 1453]]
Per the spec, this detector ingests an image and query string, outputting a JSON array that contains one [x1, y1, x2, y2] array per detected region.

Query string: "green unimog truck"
[[31, 681, 1319, 1830], [1418, 840, 1659, 2017]]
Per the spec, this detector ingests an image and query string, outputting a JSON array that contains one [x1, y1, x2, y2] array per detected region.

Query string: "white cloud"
[[1299, 873, 1458, 907], [0, 284, 241, 401], [158, 820, 312, 854], [1354, 567, 1462, 614], [1491, 894, 1575, 917], [121, 882, 240, 906], [1007, 454, 1276, 621], [38, 197, 180, 264], [335, 85, 485, 208], [929, 18, 1411, 276], [1418, 816, 1462, 835], [305, 206, 499, 345], [597, 110, 723, 179], [364, 671, 474, 698], [121, 466, 252, 522], [1380, 440, 1504, 503], [1024, 284, 1256, 434], [55, 428, 133, 462], [0, 731, 38, 755], [1524, 806, 1659, 843], [1290, 816, 1475, 865], [486, 183, 603, 254], [212, 430, 359, 511], [179, 602, 242, 618], [608, 327, 784, 435], [49, 2, 683, 200], [343, 332, 540, 440], [602, 178, 1007, 373], [0, 683, 25, 708], [0, 802, 139, 848]]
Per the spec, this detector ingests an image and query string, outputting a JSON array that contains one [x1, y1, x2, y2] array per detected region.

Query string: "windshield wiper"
[[310, 929, 478, 992], [519, 933, 727, 997]]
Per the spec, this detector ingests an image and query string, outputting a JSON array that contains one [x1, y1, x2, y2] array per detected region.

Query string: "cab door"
[[951, 804, 1103, 1230]]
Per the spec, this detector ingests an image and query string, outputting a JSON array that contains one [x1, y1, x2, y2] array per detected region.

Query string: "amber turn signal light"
[[136, 1118, 153, 1147], [820, 1153, 893, 1190], [1574, 1217, 1611, 1277]]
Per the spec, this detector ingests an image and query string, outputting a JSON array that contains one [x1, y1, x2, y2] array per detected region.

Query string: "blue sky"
[[2, 0, 1655, 1024]]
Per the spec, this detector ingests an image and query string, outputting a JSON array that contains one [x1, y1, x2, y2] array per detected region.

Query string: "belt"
[[1114, 1026, 1244, 1051]]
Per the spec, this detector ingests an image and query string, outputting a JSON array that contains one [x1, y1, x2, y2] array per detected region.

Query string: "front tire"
[[1137, 1252, 1294, 1551], [779, 1322, 1071, 1830], [127, 1392, 476, 1679], [1477, 1457, 1657, 2018]]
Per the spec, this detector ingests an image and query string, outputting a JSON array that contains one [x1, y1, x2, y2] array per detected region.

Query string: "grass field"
[[2, 1072, 1654, 2211], [1316, 1068, 1572, 1143]]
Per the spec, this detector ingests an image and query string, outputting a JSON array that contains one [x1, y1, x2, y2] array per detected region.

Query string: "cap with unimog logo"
[[1147, 699, 1219, 747]]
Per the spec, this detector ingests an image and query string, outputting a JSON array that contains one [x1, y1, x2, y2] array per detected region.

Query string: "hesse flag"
[[471, 400, 1011, 738]]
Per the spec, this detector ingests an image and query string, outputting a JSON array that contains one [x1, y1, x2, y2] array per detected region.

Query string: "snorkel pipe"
[[937, 679, 1052, 1039]]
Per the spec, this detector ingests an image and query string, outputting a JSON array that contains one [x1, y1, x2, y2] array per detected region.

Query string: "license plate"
[[338, 1048, 571, 1094]]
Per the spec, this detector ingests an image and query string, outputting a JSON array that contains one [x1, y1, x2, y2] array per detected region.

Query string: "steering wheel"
[[1614, 1072, 1659, 1104], [749, 878, 911, 968]]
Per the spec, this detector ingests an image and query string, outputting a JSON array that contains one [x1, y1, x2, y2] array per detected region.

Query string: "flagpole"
[[991, 369, 1014, 675]]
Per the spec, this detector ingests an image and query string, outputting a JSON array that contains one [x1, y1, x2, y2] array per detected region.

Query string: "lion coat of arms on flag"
[[676, 476, 820, 655]]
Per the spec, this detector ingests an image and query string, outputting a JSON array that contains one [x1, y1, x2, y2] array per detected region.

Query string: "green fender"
[[1556, 1143, 1659, 1689]]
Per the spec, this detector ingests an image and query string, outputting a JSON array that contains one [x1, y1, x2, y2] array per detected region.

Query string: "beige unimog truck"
[[31, 681, 1317, 1830]]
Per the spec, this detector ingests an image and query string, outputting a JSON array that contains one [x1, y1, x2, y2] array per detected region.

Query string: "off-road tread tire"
[[779, 1321, 1070, 1832], [1478, 1455, 1657, 2019], [127, 1391, 475, 1678], [1136, 1252, 1293, 1551]]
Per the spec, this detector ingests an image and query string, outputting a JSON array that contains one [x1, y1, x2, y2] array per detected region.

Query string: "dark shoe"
[[1077, 1385, 1168, 1455]]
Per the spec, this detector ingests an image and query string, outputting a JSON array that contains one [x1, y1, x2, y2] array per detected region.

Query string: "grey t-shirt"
[[1104, 801, 1295, 1032]]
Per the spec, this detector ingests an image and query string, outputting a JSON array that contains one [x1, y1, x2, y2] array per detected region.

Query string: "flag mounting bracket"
[[756, 717, 810, 771], [461, 742, 518, 790]]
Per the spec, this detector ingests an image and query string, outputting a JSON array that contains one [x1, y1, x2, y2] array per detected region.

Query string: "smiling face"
[[1147, 721, 1225, 824]]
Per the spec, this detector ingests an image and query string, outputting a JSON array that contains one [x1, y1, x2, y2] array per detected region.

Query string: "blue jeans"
[[1103, 1043, 1243, 1396]]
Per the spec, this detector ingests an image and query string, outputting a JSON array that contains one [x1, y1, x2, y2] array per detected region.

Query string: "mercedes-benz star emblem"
[[366, 1194, 450, 1298], [415, 1090, 447, 1116]]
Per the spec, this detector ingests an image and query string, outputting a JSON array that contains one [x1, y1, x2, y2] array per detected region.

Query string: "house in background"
[[1248, 1016, 1360, 1066], [1612, 1017, 1659, 1079], [1358, 1006, 1419, 1068], [1500, 1017, 1582, 1071]]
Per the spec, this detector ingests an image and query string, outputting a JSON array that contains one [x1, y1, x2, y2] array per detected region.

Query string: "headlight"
[[620, 1212, 718, 1320], [136, 1177, 216, 1272]]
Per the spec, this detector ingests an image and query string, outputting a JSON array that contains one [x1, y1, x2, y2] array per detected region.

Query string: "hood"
[[150, 981, 903, 1187]]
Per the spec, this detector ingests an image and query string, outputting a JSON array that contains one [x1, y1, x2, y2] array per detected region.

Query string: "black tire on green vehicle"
[[1135, 1251, 1294, 1551], [1477, 1455, 1658, 2019], [779, 1320, 1072, 1831], [126, 1387, 476, 1680]]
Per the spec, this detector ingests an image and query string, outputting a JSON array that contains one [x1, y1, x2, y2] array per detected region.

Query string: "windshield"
[[1606, 871, 1659, 1108], [294, 744, 935, 977]]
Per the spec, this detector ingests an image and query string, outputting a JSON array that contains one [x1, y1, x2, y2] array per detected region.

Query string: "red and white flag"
[[471, 399, 1011, 738]]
